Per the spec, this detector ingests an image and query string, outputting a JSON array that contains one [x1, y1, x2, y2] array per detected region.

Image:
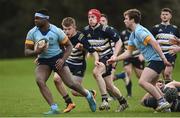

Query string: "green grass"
[[0, 56, 180, 117]]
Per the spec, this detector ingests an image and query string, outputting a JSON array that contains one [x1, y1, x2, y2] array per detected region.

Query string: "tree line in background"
[[0, 0, 180, 58]]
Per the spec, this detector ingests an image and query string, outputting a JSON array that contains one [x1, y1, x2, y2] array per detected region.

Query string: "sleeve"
[[127, 45, 136, 51], [127, 36, 136, 51], [57, 28, 68, 45], [136, 29, 151, 45], [25, 30, 35, 45], [79, 33, 95, 53], [106, 27, 120, 42]]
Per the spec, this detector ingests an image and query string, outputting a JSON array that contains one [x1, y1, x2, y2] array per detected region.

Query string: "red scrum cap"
[[88, 9, 101, 22]]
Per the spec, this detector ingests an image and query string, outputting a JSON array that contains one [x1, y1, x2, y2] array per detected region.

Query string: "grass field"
[[0, 56, 180, 117]]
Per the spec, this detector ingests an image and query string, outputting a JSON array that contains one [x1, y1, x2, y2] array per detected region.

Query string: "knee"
[[126, 71, 131, 77], [106, 87, 111, 92], [53, 76, 62, 84], [164, 72, 171, 79], [93, 70, 101, 79], [106, 83, 113, 90], [36, 78, 46, 87], [138, 79, 145, 87]]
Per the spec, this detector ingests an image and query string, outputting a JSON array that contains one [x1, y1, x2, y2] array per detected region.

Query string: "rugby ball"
[[34, 39, 48, 51]]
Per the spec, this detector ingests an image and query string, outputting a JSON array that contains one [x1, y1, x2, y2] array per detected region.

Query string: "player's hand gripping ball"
[[34, 38, 49, 53]]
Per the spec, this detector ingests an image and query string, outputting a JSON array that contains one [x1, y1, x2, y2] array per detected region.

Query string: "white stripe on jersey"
[[161, 45, 173, 50], [88, 38, 109, 46], [70, 50, 83, 56], [99, 48, 112, 57], [156, 33, 175, 39], [68, 55, 83, 60], [66, 60, 83, 65], [93, 42, 111, 51], [157, 39, 170, 44]]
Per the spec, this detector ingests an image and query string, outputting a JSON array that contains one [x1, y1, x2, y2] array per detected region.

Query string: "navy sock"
[[63, 94, 72, 105], [102, 94, 108, 102], [115, 72, 126, 80], [126, 80, 132, 96]]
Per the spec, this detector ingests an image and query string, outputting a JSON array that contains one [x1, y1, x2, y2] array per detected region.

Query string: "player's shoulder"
[[28, 26, 38, 34], [76, 31, 85, 41], [135, 25, 144, 32], [102, 25, 111, 31], [50, 24, 65, 37], [82, 25, 90, 35], [154, 24, 160, 28], [121, 30, 127, 35], [50, 24, 62, 32], [172, 25, 178, 29], [84, 25, 90, 31], [135, 25, 149, 35]]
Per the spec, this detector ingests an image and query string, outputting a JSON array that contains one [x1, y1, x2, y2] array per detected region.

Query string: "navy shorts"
[[143, 97, 157, 109], [99, 54, 112, 78], [66, 61, 86, 77], [165, 53, 177, 67], [123, 57, 145, 69], [37, 53, 67, 72], [147, 60, 165, 74]]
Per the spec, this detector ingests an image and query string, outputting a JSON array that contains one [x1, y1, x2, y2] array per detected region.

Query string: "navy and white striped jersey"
[[66, 31, 87, 66], [109, 26, 120, 52], [151, 23, 180, 54], [120, 29, 140, 57], [82, 24, 120, 58]]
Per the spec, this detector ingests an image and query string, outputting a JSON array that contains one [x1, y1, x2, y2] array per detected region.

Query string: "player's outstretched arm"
[[148, 37, 171, 66], [166, 80, 180, 88], [113, 39, 122, 57], [107, 50, 132, 64]]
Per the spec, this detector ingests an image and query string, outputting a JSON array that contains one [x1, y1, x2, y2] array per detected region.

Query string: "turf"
[[0, 56, 180, 117]]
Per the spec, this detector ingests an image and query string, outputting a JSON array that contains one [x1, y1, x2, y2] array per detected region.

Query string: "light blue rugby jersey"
[[26, 24, 66, 58], [128, 24, 161, 62]]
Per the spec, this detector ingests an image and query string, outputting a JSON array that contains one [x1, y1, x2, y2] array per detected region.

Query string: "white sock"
[[51, 103, 58, 110]]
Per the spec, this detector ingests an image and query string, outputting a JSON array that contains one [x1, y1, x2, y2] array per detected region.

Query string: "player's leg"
[[53, 73, 75, 113], [163, 54, 176, 83], [123, 63, 133, 97], [54, 73, 68, 97], [35, 65, 52, 105], [106, 63, 117, 101], [57, 65, 96, 112], [113, 72, 127, 81], [71, 76, 83, 96], [151, 75, 164, 97], [57, 66, 86, 96], [139, 67, 164, 99], [112, 62, 127, 82], [163, 66, 173, 82], [67, 62, 91, 96], [133, 59, 144, 79], [134, 68, 143, 79], [93, 62, 108, 102], [138, 61, 170, 112], [104, 75, 128, 112], [142, 97, 158, 109], [35, 65, 59, 114]]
